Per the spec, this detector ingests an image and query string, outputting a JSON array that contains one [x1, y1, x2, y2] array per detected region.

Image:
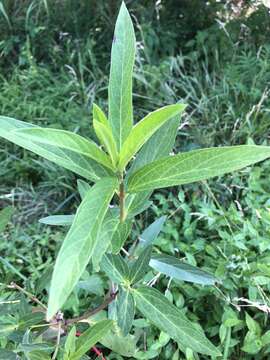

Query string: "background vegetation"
[[1, 0, 270, 358]]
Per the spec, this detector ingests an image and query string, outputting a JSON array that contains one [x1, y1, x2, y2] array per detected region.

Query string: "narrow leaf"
[[150, 254, 219, 285], [108, 1, 136, 150], [111, 219, 132, 254], [47, 177, 117, 320], [64, 326, 76, 359], [71, 320, 113, 360], [93, 103, 109, 127], [77, 179, 91, 199], [128, 146, 270, 192], [93, 119, 118, 168], [129, 246, 152, 284], [39, 215, 75, 226], [92, 210, 119, 272], [100, 254, 130, 285], [0, 117, 112, 181], [126, 115, 180, 216], [116, 287, 135, 336], [118, 104, 186, 171], [133, 286, 221, 357]]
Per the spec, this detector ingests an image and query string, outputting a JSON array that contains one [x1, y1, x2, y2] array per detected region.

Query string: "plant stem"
[[66, 291, 118, 325], [8, 282, 47, 310], [52, 320, 62, 360], [119, 179, 125, 222]]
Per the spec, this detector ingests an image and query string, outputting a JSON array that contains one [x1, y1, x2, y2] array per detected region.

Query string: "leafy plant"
[[1, 2, 270, 358]]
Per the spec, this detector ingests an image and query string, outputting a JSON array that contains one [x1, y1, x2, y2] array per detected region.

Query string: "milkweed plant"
[[1, 2, 270, 359]]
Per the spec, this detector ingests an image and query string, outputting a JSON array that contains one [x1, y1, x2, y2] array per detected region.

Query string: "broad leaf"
[[126, 115, 180, 216], [128, 146, 270, 192], [116, 287, 135, 336], [150, 254, 219, 285], [108, 2, 135, 150], [0, 206, 13, 233], [129, 246, 152, 284], [39, 215, 75, 226], [0, 117, 112, 181], [133, 286, 221, 357], [100, 254, 130, 285], [47, 177, 117, 320], [118, 104, 186, 171], [71, 320, 113, 360]]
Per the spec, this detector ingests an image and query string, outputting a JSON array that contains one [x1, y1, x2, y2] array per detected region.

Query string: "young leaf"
[[71, 320, 114, 360], [118, 104, 186, 171], [116, 287, 135, 336], [93, 103, 109, 127], [39, 215, 75, 226], [150, 254, 219, 285], [93, 119, 118, 168], [100, 254, 130, 285], [128, 145, 270, 192], [47, 177, 117, 320], [108, 1, 136, 150], [77, 179, 91, 199], [133, 286, 221, 357], [139, 216, 166, 248], [0, 117, 112, 181], [129, 246, 152, 284], [64, 326, 76, 360]]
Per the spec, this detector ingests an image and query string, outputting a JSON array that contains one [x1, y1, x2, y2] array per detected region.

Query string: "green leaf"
[[118, 104, 186, 171], [111, 219, 132, 254], [64, 326, 77, 359], [108, 1, 136, 150], [71, 320, 114, 360], [39, 215, 75, 226], [19, 127, 114, 170], [116, 287, 135, 336], [149, 254, 219, 286], [133, 286, 221, 357], [93, 104, 118, 167], [47, 177, 117, 320], [0, 117, 112, 181], [0, 349, 17, 360], [138, 216, 166, 248], [0, 206, 13, 233], [77, 179, 91, 199], [92, 210, 119, 272], [100, 254, 130, 285], [129, 246, 152, 284], [128, 146, 270, 192], [100, 331, 137, 357], [126, 115, 180, 216]]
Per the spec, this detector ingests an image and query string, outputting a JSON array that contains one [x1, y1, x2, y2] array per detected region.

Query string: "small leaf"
[[137, 216, 166, 251], [93, 103, 109, 127], [0, 206, 13, 233], [116, 287, 135, 336], [0, 117, 112, 181], [100, 331, 137, 357], [133, 286, 221, 357], [64, 326, 77, 359], [128, 146, 270, 192], [108, 1, 136, 150], [129, 246, 152, 284], [77, 179, 91, 199], [47, 177, 117, 320], [39, 215, 75, 226], [100, 254, 130, 285], [149, 254, 219, 285], [118, 104, 186, 171], [71, 320, 114, 360]]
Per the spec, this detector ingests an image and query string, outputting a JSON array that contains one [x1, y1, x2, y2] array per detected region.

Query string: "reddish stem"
[[76, 331, 106, 360]]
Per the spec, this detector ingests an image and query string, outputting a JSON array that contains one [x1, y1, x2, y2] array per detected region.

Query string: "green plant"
[[1, 2, 270, 358]]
